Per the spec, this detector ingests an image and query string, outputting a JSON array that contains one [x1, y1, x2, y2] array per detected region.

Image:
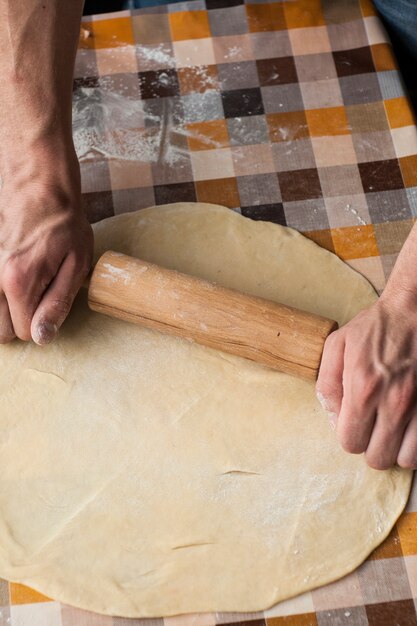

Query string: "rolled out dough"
[[0, 203, 411, 617]]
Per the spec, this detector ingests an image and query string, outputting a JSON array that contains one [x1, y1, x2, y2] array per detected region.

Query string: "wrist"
[[1, 135, 80, 192], [378, 223, 417, 311], [0, 140, 82, 219], [380, 277, 417, 315], [0, 79, 73, 174], [1, 124, 75, 166]]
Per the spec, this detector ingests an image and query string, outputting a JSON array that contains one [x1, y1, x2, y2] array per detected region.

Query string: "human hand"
[[316, 292, 417, 470], [0, 145, 93, 345]]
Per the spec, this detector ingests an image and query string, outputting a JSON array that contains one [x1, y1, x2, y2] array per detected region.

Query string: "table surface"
[[1, 1, 417, 624]]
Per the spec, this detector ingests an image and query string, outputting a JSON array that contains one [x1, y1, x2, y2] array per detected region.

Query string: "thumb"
[[316, 330, 345, 428]]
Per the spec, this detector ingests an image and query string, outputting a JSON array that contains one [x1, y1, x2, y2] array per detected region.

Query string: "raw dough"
[[0, 203, 411, 617]]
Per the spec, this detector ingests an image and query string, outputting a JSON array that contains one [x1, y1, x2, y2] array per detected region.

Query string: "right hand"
[[317, 293, 417, 470], [0, 144, 94, 345]]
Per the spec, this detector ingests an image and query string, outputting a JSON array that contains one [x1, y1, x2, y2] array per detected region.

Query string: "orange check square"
[[400, 155, 417, 187], [169, 10, 211, 41], [385, 97, 416, 129], [246, 3, 286, 33], [283, 0, 325, 28], [267, 111, 309, 142], [10, 583, 51, 605], [186, 120, 229, 151], [360, 0, 378, 17], [196, 178, 240, 208], [371, 43, 397, 72], [80, 18, 134, 49], [331, 225, 379, 260], [306, 106, 350, 137], [397, 512, 417, 556], [369, 525, 403, 560], [267, 614, 319, 626], [178, 65, 218, 95]]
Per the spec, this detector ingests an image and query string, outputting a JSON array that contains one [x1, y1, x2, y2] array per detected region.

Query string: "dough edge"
[[10, 474, 412, 617]]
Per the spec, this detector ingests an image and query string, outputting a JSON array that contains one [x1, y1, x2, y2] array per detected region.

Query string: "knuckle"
[[338, 431, 366, 455], [397, 453, 417, 470], [15, 327, 32, 342], [49, 297, 72, 316], [341, 440, 366, 455], [2, 260, 25, 295], [366, 454, 393, 471]]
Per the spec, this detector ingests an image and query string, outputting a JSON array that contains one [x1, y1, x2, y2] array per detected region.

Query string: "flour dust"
[[72, 44, 218, 167]]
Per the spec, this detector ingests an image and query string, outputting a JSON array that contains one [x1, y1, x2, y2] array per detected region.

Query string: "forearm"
[[0, 1, 93, 346], [0, 0, 84, 178]]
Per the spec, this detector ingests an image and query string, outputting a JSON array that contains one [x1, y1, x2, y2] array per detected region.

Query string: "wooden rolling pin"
[[88, 251, 338, 381]]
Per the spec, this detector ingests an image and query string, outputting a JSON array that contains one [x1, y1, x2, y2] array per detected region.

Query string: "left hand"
[[316, 291, 417, 470], [0, 142, 93, 345]]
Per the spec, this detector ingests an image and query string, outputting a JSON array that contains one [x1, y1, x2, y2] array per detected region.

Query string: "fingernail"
[[327, 412, 338, 430], [33, 322, 58, 346]]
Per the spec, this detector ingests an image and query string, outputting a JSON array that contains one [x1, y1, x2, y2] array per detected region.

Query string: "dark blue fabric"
[[374, 0, 417, 107], [124, 0, 185, 6], [374, 0, 417, 60], [83, 0, 184, 13]]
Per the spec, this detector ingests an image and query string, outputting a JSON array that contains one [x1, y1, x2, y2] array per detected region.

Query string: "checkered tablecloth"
[[1, 1, 417, 624]]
